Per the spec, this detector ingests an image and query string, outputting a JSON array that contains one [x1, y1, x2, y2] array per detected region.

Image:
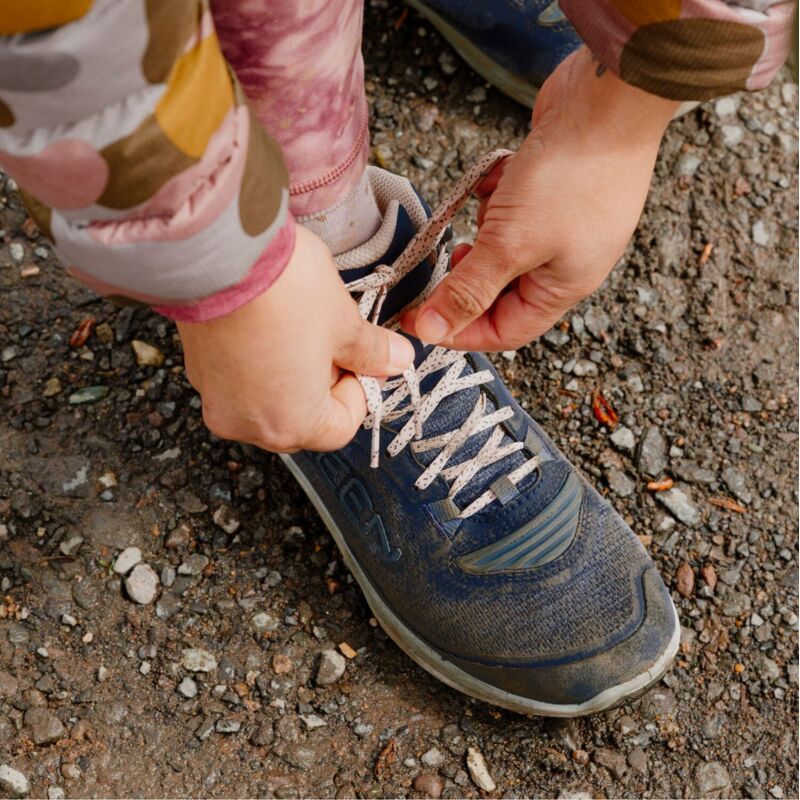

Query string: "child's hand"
[[178, 227, 415, 453], [404, 46, 679, 351]]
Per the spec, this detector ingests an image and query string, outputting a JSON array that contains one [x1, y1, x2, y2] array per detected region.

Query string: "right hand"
[[177, 226, 415, 453]]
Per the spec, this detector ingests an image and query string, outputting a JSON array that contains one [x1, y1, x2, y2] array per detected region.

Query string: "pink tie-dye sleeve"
[[560, 0, 795, 100], [0, 0, 295, 323]]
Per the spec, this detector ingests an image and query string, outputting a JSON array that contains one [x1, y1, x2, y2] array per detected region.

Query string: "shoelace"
[[345, 149, 541, 519]]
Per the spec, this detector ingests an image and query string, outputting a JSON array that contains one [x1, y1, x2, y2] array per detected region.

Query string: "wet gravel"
[[1, 1, 798, 797]]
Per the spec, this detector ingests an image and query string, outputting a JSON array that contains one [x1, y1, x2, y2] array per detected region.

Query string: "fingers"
[[445, 272, 577, 351], [404, 237, 517, 344], [336, 316, 415, 377], [307, 372, 368, 451]]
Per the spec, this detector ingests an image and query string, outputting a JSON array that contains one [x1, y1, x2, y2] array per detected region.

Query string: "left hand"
[[402, 46, 679, 351]]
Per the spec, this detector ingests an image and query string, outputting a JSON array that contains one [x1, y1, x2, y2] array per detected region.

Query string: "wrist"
[[563, 46, 680, 145]]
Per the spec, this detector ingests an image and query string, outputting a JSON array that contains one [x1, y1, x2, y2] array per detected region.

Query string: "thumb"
[[337, 316, 416, 377], [406, 241, 507, 344]]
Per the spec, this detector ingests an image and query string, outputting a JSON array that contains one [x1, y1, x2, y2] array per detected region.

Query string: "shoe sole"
[[404, 0, 699, 119], [281, 453, 681, 718]]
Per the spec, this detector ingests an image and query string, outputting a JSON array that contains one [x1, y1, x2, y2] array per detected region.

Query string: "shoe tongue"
[[335, 169, 433, 324], [335, 168, 530, 510]]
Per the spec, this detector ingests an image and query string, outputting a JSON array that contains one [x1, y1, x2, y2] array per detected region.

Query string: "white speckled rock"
[[124, 563, 159, 604], [0, 765, 30, 798]]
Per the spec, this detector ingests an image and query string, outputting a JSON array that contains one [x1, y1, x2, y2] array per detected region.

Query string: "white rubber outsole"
[[281, 453, 681, 718]]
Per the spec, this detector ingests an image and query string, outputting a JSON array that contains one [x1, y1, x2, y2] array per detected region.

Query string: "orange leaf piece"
[[592, 391, 619, 428], [394, 7, 408, 29], [69, 317, 95, 348], [647, 477, 674, 492], [709, 497, 747, 513], [699, 242, 714, 265]]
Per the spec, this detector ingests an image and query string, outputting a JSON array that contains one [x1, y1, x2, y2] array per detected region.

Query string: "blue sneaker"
[[405, 0, 582, 106], [283, 152, 679, 716]]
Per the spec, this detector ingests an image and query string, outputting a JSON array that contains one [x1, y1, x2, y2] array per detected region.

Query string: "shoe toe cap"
[[444, 564, 679, 713]]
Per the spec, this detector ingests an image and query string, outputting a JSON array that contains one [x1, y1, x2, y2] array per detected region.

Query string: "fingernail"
[[389, 335, 415, 371], [416, 309, 450, 344]]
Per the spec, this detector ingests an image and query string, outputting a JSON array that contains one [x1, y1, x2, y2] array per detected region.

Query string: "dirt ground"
[[0, 3, 798, 799]]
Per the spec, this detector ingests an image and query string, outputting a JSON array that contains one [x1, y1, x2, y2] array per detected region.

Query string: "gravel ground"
[[1, 3, 798, 798]]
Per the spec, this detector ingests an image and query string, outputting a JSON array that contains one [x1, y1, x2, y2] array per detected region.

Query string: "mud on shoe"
[[282, 151, 680, 717]]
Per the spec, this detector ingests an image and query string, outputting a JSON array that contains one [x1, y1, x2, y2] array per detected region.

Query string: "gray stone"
[[178, 677, 198, 698], [160, 566, 176, 588], [251, 612, 279, 633], [24, 707, 66, 745], [755, 654, 780, 683], [124, 563, 159, 605], [557, 792, 593, 800], [674, 461, 716, 485], [572, 359, 598, 377], [156, 594, 181, 620], [721, 467, 752, 504], [722, 591, 752, 617], [299, 714, 326, 730], [47, 788, 64, 800], [315, 649, 346, 686], [283, 745, 316, 771], [675, 153, 702, 177], [721, 124, 744, 148], [752, 220, 772, 247], [59, 534, 84, 556], [237, 466, 264, 495], [714, 96, 739, 117], [182, 648, 218, 673], [610, 426, 636, 452], [113, 547, 142, 575], [68, 386, 109, 405], [637, 426, 667, 477], [695, 761, 732, 798], [656, 485, 700, 527], [627, 748, 648, 775], [606, 468, 636, 498], [178, 554, 209, 576], [216, 718, 241, 734], [421, 747, 445, 768], [0, 765, 29, 798], [583, 307, 610, 339], [543, 328, 569, 348]]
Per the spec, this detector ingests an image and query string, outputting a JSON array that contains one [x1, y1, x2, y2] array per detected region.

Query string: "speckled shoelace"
[[345, 150, 541, 519]]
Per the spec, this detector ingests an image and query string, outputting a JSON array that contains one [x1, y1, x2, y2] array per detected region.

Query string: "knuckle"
[[442, 277, 490, 319]]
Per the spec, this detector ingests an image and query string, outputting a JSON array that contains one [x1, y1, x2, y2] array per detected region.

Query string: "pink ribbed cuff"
[[154, 214, 296, 323]]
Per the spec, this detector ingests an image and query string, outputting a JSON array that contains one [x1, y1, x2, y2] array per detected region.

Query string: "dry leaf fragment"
[[375, 737, 398, 778], [69, 317, 95, 348], [699, 242, 714, 265], [592, 391, 619, 428], [647, 477, 674, 492], [709, 497, 747, 513]]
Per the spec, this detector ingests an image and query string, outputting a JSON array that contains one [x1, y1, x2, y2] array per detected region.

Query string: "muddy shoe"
[[405, 0, 581, 107], [282, 151, 679, 716]]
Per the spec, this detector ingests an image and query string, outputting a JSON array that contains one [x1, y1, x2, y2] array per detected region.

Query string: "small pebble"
[[113, 547, 142, 575], [124, 563, 159, 605], [178, 677, 198, 698], [315, 649, 346, 685], [182, 648, 218, 673], [0, 765, 29, 798], [466, 747, 496, 792]]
